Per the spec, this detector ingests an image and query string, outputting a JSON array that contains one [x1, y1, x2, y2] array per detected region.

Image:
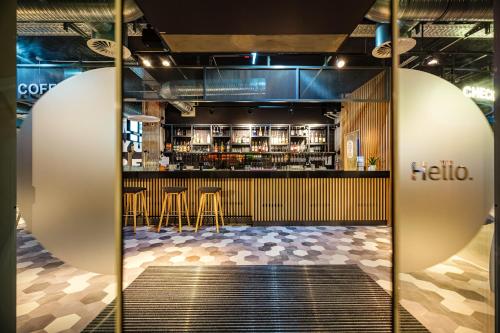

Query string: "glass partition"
[[395, 4, 495, 332], [15, 0, 121, 331]]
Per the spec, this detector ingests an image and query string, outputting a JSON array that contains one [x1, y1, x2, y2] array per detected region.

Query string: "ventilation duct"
[[17, 0, 143, 23], [365, 0, 493, 23], [170, 101, 196, 117], [159, 79, 267, 99], [372, 23, 416, 58]]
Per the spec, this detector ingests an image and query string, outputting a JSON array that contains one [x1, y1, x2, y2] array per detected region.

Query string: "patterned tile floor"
[[17, 222, 494, 332]]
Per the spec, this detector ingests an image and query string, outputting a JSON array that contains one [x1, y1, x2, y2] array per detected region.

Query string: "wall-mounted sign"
[[18, 83, 57, 97], [462, 85, 494, 102], [16, 67, 82, 100], [397, 69, 493, 273], [344, 130, 359, 170]]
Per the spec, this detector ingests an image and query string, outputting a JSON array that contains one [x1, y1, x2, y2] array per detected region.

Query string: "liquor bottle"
[[214, 142, 218, 153], [259, 127, 263, 137]]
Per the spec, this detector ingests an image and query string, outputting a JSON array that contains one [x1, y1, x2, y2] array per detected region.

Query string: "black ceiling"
[[135, 0, 377, 35]]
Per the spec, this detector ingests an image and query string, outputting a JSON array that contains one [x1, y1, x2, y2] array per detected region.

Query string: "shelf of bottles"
[[231, 126, 251, 153], [165, 124, 332, 154], [173, 125, 192, 152], [308, 125, 328, 152], [250, 125, 270, 152], [212, 125, 231, 153], [192, 125, 211, 153], [270, 125, 289, 153], [290, 125, 308, 153]]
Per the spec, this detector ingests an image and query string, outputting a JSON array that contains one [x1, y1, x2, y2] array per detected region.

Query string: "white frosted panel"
[[17, 115, 33, 231], [31, 68, 117, 274], [396, 69, 493, 272]]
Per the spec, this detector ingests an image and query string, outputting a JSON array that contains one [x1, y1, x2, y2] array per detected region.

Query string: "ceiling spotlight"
[[142, 58, 152, 67], [427, 57, 439, 66], [162, 59, 171, 67], [335, 58, 346, 69]]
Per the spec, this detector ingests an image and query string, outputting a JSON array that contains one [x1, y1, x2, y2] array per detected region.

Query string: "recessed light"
[[142, 58, 152, 67], [162, 59, 171, 67]]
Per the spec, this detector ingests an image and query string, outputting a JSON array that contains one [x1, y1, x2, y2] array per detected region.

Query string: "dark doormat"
[[84, 265, 428, 332]]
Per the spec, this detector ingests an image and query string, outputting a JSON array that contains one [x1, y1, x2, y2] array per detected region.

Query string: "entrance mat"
[[84, 265, 428, 332]]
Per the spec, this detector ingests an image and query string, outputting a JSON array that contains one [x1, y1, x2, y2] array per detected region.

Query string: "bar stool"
[[195, 186, 225, 233], [123, 187, 150, 233], [157, 186, 191, 232]]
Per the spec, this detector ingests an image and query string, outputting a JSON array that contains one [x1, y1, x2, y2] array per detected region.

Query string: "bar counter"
[[123, 170, 390, 225]]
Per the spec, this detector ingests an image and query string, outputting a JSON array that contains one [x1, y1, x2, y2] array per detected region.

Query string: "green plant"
[[368, 156, 379, 165]]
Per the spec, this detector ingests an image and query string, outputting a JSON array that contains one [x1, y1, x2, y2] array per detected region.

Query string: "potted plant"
[[367, 157, 379, 171]]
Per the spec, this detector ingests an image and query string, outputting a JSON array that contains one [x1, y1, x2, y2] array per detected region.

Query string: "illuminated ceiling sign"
[[462, 85, 494, 101]]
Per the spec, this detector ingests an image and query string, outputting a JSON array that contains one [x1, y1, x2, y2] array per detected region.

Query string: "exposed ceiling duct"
[[16, 0, 142, 59], [372, 23, 416, 58], [365, 0, 493, 23], [159, 80, 267, 100], [364, 0, 493, 59], [17, 0, 143, 23]]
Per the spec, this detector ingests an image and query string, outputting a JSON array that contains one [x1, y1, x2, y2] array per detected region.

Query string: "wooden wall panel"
[[252, 178, 388, 223], [124, 177, 389, 224], [341, 71, 390, 170]]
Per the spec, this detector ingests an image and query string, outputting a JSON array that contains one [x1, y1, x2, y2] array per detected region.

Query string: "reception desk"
[[123, 170, 390, 225]]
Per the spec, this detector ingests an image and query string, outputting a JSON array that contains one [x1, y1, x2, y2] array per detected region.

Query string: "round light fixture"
[[427, 57, 439, 66], [142, 58, 152, 67], [127, 114, 160, 123], [162, 59, 171, 67], [335, 58, 346, 69]]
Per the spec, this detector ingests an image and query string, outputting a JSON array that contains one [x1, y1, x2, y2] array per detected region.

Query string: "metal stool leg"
[[195, 194, 206, 232], [141, 191, 150, 226], [132, 193, 138, 233], [157, 193, 168, 232], [217, 192, 224, 227], [124, 194, 130, 226], [176, 193, 182, 232], [213, 193, 219, 233], [182, 192, 191, 227]]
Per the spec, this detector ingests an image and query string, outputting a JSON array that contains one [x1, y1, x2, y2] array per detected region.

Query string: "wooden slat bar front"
[[124, 170, 390, 225]]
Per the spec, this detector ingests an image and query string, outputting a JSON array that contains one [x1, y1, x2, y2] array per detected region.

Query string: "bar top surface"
[[123, 170, 390, 179]]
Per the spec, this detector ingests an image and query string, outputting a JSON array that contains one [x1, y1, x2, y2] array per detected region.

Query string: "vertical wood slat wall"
[[341, 71, 390, 170], [123, 177, 389, 224]]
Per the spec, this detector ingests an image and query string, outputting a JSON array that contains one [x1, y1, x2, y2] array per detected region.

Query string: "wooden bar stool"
[[195, 186, 225, 233], [157, 186, 191, 232], [123, 187, 150, 233]]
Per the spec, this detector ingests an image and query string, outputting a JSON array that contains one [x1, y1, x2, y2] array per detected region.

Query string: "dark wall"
[[165, 105, 337, 125]]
